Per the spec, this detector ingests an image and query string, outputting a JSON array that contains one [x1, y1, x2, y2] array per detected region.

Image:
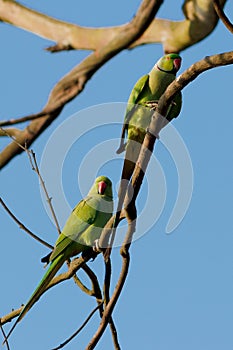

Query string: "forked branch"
[[0, 0, 162, 169], [87, 50, 233, 349]]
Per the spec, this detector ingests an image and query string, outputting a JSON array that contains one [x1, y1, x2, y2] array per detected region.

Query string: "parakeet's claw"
[[93, 239, 102, 253], [144, 100, 159, 111]]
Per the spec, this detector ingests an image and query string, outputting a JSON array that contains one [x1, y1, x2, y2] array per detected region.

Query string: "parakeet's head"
[[156, 53, 182, 74], [90, 176, 113, 198]]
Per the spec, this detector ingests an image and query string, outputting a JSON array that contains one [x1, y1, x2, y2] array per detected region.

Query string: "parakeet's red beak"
[[98, 181, 107, 195], [173, 58, 181, 72]]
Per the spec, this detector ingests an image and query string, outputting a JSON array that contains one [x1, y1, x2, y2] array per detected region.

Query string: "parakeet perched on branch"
[[117, 53, 182, 187], [102, 53, 184, 255], [5, 176, 113, 341]]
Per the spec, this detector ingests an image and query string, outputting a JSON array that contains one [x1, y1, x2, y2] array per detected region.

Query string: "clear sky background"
[[1, 1, 233, 349]]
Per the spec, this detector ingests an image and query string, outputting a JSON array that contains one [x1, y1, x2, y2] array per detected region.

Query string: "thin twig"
[[81, 262, 121, 348], [46, 253, 97, 291], [108, 319, 121, 350], [0, 128, 19, 137], [0, 111, 49, 127], [213, 0, 233, 34], [51, 302, 104, 350], [0, 307, 23, 326], [28, 150, 61, 234], [103, 259, 111, 306], [2, 127, 86, 298], [0, 324, 10, 350], [103, 259, 121, 349], [0, 198, 53, 249], [81, 264, 103, 301], [86, 215, 135, 350], [0, 127, 27, 152], [27, 147, 92, 294], [72, 274, 93, 296], [1, 128, 61, 235], [86, 251, 130, 350], [0, 253, 97, 326]]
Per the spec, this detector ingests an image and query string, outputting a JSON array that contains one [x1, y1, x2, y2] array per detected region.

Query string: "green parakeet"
[[5, 176, 113, 340], [116, 53, 182, 205], [103, 54, 183, 254], [117, 53, 182, 182]]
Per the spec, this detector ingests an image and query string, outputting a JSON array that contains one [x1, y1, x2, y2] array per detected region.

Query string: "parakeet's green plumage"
[[117, 53, 182, 200], [5, 176, 113, 340]]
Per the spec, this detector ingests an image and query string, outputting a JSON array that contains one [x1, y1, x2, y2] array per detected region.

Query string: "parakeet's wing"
[[125, 74, 149, 115], [116, 74, 149, 153], [50, 196, 99, 261]]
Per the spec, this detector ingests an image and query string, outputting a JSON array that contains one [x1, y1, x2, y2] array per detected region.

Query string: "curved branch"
[[0, 307, 23, 326], [0, 0, 229, 169], [0, 128, 20, 137], [87, 50, 233, 349], [0, 0, 228, 53], [0, 0, 162, 169], [86, 253, 130, 350], [129, 52, 233, 208], [51, 302, 104, 350], [0, 252, 97, 326], [0, 198, 53, 249], [213, 0, 233, 34], [158, 51, 233, 116], [0, 111, 49, 128], [79, 264, 103, 299], [0, 325, 10, 350]]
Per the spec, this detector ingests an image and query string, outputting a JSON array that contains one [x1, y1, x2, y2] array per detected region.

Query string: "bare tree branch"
[[80, 265, 121, 349], [0, 325, 10, 350], [86, 50, 233, 349], [213, 0, 233, 33], [0, 128, 20, 137], [157, 51, 233, 117], [0, 130, 61, 234], [109, 321, 121, 350], [125, 52, 233, 218], [0, 198, 53, 250], [0, 308, 23, 326], [102, 255, 121, 349], [82, 265, 102, 299], [51, 262, 120, 350], [0, 111, 49, 128], [71, 273, 94, 297], [70, 263, 102, 303], [27, 150, 61, 234], [0, 0, 227, 53], [0, 251, 97, 326], [86, 215, 135, 350], [0, 0, 163, 169], [1, 0, 232, 345], [1, 50, 232, 343], [51, 302, 104, 350]]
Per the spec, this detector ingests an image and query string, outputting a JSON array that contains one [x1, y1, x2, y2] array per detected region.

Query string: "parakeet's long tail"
[[3, 254, 66, 343], [108, 143, 140, 250], [117, 140, 141, 214]]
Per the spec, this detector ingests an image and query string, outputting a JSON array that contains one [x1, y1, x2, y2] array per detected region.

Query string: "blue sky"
[[1, 1, 233, 349]]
